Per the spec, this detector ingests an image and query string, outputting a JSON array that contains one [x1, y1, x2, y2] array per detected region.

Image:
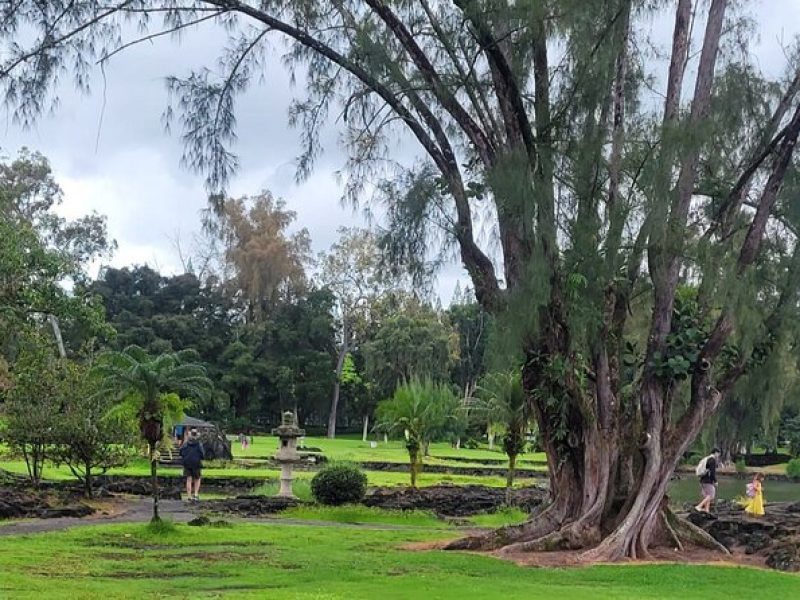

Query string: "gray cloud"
[[2, 1, 798, 306]]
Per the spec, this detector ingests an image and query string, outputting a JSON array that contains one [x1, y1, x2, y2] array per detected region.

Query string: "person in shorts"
[[180, 428, 205, 502], [695, 447, 720, 513]]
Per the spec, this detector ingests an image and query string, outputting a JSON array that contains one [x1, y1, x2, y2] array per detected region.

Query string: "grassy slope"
[[1, 522, 798, 600]]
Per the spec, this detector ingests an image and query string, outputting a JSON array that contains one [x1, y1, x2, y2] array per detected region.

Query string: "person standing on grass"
[[180, 428, 205, 502], [695, 447, 721, 513]]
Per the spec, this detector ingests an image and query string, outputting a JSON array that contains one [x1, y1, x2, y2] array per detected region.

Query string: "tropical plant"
[[376, 378, 461, 487], [470, 371, 529, 503], [93, 346, 212, 521]]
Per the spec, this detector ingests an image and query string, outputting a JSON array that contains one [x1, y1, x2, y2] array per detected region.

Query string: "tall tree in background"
[[5, 0, 800, 560], [318, 227, 399, 438], [447, 289, 490, 400], [217, 192, 311, 322], [364, 297, 457, 401]]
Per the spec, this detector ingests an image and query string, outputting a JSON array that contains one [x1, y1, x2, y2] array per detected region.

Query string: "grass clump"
[[467, 507, 528, 528], [145, 518, 177, 535], [253, 478, 314, 501]]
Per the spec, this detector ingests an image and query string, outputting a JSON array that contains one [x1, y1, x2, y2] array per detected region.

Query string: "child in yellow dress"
[[741, 472, 765, 517]]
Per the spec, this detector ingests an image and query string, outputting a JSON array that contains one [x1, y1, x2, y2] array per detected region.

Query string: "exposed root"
[[660, 510, 684, 552], [666, 510, 730, 555], [443, 504, 563, 551]]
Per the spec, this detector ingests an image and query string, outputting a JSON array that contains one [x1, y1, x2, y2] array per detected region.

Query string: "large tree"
[[5, 0, 800, 560], [318, 227, 404, 437]]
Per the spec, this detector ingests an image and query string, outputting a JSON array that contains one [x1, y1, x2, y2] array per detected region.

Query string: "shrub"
[[735, 458, 747, 474], [462, 438, 480, 450], [786, 458, 800, 480], [311, 463, 368, 506]]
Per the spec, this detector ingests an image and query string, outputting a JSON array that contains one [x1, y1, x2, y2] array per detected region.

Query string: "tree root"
[[443, 504, 564, 551], [665, 509, 730, 555], [446, 504, 731, 563]]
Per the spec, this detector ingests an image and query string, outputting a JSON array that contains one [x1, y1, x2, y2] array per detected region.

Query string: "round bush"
[[311, 463, 368, 506], [786, 458, 800, 480]]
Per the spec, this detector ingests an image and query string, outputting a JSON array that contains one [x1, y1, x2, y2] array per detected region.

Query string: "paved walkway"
[[0, 497, 467, 537]]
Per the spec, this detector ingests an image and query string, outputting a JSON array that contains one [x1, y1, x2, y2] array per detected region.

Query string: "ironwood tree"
[[4, 0, 800, 560]]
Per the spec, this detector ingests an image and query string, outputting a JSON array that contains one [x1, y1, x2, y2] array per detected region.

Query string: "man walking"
[[695, 447, 720, 513], [180, 428, 205, 502]]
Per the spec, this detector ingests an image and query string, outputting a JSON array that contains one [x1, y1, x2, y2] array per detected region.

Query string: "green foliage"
[[93, 345, 213, 447], [735, 458, 747, 474], [365, 300, 457, 399], [647, 289, 708, 381], [0, 338, 62, 484], [311, 463, 368, 506], [447, 299, 490, 395], [145, 518, 178, 536], [376, 378, 462, 486], [470, 370, 530, 493], [786, 458, 800, 480], [49, 361, 137, 497]]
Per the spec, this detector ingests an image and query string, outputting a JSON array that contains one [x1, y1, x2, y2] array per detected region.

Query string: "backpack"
[[695, 455, 711, 478], [746, 482, 757, 498]]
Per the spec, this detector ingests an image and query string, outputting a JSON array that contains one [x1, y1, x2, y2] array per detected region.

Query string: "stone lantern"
[[272, 411, 305, 498]]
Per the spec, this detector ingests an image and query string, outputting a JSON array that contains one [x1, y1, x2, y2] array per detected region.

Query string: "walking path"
[[0, 497, 464, 537]]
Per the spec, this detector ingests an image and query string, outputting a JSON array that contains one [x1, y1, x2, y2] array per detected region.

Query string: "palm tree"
[[470, 371, 530, 503], [94, 346, 212, 521], [376, 378, 461, 487]]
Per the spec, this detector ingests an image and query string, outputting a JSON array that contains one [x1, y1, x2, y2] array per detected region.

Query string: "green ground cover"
[[1, 521, 798, 600], [0, 456, 520, 488], [234, 434, 548, 465]]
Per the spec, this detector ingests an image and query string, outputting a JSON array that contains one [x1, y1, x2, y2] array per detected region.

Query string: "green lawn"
[[1, 521, 797, 599], [0, 456, 522, 488], [235, 434, 548, 465]]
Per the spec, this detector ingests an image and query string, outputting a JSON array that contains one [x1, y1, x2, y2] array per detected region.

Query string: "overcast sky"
[[2, 1, 799, 304]]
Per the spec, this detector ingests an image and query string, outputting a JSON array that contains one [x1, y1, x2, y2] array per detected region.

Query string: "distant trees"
[[51, 363, 136, 498], [1, 335, 135, 495]]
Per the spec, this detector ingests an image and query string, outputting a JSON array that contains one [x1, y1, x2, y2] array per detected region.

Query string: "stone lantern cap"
[[272, 411, 305, 438]]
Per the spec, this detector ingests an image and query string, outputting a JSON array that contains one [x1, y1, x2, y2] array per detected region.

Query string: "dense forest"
[[0, 150, 491, 436]]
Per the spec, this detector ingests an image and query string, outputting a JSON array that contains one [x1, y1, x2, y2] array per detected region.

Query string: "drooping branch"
[[364, 0, 496, 167], [675, 101, 800, 443]]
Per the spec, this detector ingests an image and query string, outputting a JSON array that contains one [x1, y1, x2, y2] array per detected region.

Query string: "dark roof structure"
[[176, 415, 215, 429]]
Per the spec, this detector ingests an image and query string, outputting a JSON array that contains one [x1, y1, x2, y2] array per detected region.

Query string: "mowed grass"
[[1, 521, 798, 600], [278, 504, 452, 528], [0, 456, 526, 488], [234, 434, 548, 465]]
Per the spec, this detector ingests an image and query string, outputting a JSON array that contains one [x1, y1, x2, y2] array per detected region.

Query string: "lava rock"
[[200, 495, 299, 516], [363, 484, 545, 517], [766, 538, 800, 572]]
